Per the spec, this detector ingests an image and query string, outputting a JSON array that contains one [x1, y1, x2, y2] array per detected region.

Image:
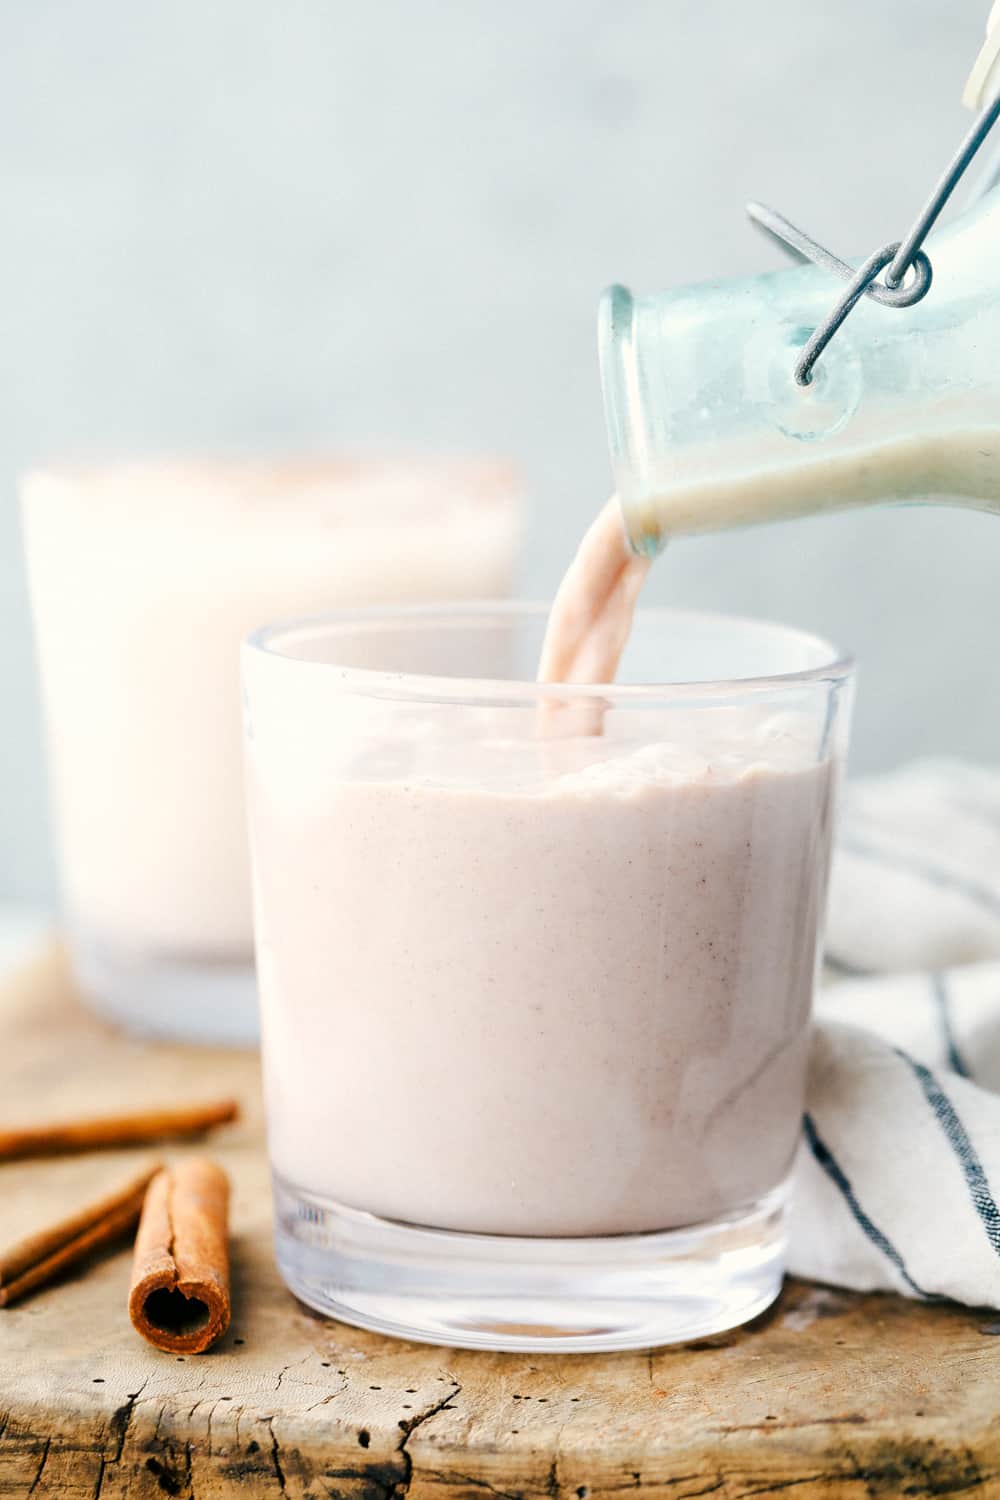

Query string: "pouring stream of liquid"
[[537, 496, 649, 692]]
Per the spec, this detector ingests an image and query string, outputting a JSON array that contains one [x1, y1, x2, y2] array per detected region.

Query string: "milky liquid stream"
[[537, 496, 650, 686], [536, 496, 649, 741]]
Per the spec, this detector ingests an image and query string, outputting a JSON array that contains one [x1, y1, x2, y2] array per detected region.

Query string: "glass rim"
[[243, 601, 854, 705]]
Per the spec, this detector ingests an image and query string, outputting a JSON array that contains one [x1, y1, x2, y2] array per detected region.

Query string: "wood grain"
[[0, 943, 997, 1498]]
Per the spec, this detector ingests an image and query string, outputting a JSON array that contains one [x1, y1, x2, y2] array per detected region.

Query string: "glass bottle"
[[599, 185, 1000, 555]]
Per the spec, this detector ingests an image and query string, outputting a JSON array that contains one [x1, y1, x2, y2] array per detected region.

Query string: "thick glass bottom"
[[272, 1171, 788, 1353], [70, 926, 259, 1046]]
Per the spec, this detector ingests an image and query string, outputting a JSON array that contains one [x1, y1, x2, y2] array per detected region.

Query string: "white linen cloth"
[[791, 759, 1000, 1307]]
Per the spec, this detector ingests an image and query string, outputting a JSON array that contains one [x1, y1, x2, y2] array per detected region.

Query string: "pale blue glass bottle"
[[599, 186, 1000, 555]]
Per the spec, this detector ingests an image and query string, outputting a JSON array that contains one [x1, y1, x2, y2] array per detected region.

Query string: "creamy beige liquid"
[[24, 458, 521, 963], [254, 711, 835, 1235], [626, 428, 1000, 551]]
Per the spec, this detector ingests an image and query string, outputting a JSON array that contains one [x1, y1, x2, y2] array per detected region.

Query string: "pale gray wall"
[[1, 1, 993, 902]]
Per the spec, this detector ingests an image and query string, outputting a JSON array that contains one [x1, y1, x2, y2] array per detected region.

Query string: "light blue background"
[[2, 1, 994, 903]]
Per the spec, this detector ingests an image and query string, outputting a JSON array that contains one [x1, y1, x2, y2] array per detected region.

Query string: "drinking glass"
[[244, 603, 853, 1351], [22, 458, 521, 1044]]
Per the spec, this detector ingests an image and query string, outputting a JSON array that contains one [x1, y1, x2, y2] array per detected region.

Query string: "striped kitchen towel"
[[790, 758, 1000, 1307]]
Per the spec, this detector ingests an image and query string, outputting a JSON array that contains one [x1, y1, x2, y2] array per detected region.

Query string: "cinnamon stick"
[[0, 1161, 161, 1307], [0, 1099, 239, 1162], [128, 1158, 231, 1354]]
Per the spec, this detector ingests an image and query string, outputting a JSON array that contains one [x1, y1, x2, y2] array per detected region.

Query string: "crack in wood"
[[273, 1352, 313, 1394], [384, 1380, 463, 1499], [734, 1481, 848, 1498], [108, 1376, 149, 1463], [205, 1396, 224, 1455], [421, 1470, 527, 1500], [25, 1435, 51, 1496], [266, 1415, 286, 1493], [717, 1416, 866, 1434], [305, 1373, 350, 1413]]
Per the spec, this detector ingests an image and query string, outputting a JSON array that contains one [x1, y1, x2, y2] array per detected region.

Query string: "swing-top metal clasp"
[[748, 90, 1000, 386]]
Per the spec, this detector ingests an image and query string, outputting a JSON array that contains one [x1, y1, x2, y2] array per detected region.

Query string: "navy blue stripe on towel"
[[931, 973, 970, 1079], [803, 1113, 928, 1297], [824, 952, 875, 979], [896, 1050, 1000, 1259]]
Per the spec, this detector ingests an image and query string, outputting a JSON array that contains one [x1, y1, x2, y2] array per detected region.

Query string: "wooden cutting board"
[[0, 944, 997, 1499]]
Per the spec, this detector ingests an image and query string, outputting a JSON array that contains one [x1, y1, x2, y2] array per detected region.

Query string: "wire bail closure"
[[748, 89, 1000, 387]]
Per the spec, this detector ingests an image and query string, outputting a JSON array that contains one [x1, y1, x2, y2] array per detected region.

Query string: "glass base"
[[70, 927, 259, 1046], [272, 1171, 788, 1353]]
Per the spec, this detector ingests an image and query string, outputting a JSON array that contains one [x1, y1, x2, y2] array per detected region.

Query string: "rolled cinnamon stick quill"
[[0, 1098, 238, 1162], [0, 1161, 161, 1308], [128, 1158, 231, 1354]]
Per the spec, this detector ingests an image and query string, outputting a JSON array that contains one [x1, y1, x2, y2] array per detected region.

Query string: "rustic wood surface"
[[0, 944, 998, 1499]]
